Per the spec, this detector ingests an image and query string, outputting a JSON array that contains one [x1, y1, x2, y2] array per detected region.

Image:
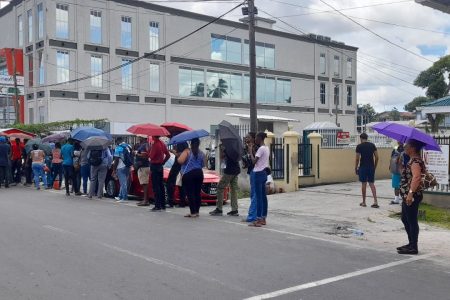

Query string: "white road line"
[[43, 225, 74, 235], [243, 253, 436, 300]]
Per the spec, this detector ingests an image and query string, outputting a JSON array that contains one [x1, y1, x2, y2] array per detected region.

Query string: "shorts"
[[391, 173, 401, 189], [137, 167, 150, 185], [358, 167, 375, 183]]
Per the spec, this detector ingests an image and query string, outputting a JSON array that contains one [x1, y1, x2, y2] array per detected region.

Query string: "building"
[[375, 111, 416, 122], [0, 0, 358, 134]]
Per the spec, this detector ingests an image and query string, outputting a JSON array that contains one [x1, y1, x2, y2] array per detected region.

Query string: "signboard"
[[0, 86, 24, 96], [423, 145, 449, 185], [337, 131, 351, 144], [0, 75, 24, 86]]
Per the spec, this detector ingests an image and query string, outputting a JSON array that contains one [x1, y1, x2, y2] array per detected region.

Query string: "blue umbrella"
[[169, 129, 209, 145], [71, 126, 112, 142]]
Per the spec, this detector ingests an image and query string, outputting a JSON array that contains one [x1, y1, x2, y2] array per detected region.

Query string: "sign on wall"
[[337, 131, 350, 144], [423, 145, 449, 185], [0, 75, 24, 86]]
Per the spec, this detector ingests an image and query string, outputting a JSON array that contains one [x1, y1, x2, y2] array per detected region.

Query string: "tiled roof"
[[423, 95, 450, 107]]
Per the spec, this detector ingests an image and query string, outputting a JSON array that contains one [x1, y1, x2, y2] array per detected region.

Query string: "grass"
[[389, 204, 450, 230]]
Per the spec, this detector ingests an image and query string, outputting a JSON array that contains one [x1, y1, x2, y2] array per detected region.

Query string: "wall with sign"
[[423, 145, 449, 185]]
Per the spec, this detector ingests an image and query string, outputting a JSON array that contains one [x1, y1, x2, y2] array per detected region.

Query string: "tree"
[[404, 96, 431, 112], [361, 103, 377, 123], [390, 107, 400, 121], [207, 79, 228, 99], [190, 83, 204, 97]]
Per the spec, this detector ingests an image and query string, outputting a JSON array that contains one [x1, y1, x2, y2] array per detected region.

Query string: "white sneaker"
[[114, 197, 122, 202], [116, 199, 128, 203]]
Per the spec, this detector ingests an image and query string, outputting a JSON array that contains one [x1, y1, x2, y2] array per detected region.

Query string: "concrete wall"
[[423, 191, 450, 209]]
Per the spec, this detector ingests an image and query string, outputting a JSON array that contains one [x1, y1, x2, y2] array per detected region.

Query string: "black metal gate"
[[298, 143, 312, 176], [270, 138, 284, 180]]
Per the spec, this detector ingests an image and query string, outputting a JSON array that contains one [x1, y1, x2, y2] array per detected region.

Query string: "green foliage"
[[361, 103, 377, 123], [404, 96, 431, 112], [9, 119, 108, 136], [390, 107, 400, 121]]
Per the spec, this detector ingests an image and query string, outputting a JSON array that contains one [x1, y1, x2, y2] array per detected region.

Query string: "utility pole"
[[248, 0, 257, 133], [11, 48, 20, 124]]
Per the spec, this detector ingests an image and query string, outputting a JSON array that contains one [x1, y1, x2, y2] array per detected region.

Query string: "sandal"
[[371, 204, 380, 209], [360, 203, 367, 207]]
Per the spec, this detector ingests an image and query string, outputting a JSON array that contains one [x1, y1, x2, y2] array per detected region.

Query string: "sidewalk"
[[237, 180, 450, 258]]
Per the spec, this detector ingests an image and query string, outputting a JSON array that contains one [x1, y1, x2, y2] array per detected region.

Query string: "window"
[[149, 62, 160, 92], [18, 15, 23, 47], [38, 51, 44, 85], [320, 82, 326, 105], [210, 34, 242, 64], [27, 10, 33, 44], [319, 53, 326, 75], [256, 76, 277, 103], [56, 4, 69, 39], [149, 22, 159, 51], [121, 16, 132, 49], [243, 41, 275, 68], [347, 58, 352, 78], [334, 84, 340, 105], [90, 10, 102, 44], [264, 45, 275, 69], [347, 86, 353, 106], [38, 106, 45, 123], [230, 73, 242, 100], [90, 55, 102, 88], [179, 67, 204, 97], [56, 50, 69, 83], [121, 59, 132, 90], [28, 55, 33, 87], [276, 79, 291, 103], [333, 55, 340, 76], [256, 44, 265, 67], [29, 107, 34, 124], [37, 3, 44, 39]]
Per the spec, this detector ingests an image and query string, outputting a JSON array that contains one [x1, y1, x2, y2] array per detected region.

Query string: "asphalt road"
[[0, 186, 449, 300]]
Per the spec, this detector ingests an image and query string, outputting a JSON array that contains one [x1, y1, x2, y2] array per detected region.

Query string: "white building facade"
[[0, 0, 358, 134]]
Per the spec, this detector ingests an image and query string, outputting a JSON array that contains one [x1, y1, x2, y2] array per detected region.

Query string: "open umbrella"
[[42, 132, 69, 143], [81, 136, 112, 150], [127, 123, 170, 137], [218, 120, 243, 161], [25, 138, 52, 155], [161, 122, 192, 137], [169, 129, 209, 145], [372, 122, 441, 151], [71, 126, 112, 142]]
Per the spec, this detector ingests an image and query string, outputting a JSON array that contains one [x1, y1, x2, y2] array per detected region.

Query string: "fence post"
[[265, 130, 275, 150], [308, 132, 322, 185], [283, 128, 300, 192]]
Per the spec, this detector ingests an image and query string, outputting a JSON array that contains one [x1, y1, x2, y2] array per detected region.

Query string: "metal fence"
[[298, 144, 312, 176], [270, 137, 284, 180], [323, 134, 393, 149]]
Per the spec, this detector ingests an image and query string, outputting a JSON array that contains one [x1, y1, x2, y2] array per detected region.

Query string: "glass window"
[[90, 10, 102, 44], [149, 62, 160, 92], [179, 68, 191, 97], [38, 106, 45, 123], [18, 15, 23, 47], [230, 73, 242, 100], [27, 9, 33, 44], [121, 16, 132, 49], [56, 50, 69, 83], [191, 69, 204, 97], [265, 45, 275, 69], [37, 3, 44, 39], [179, 67, 204, 97], [226, 38, 241, 64], [333, 55, 340, 76], [121, 59, 132, 90], [347, 86, 352, 106], [243, 42, 249, 65], [256, 76, 265, 103], [149, 22, 159, 51], [91, 55, 102, 88], [276, 78, 291, 103], [207, 71, 231, 99], [243, 74, 249, 101], [29, 107, 34, 124], [334, 84, 340, 105], [28, 55, 33, 87], [38, 51, 44, 85], [319, 53, 326, 75], [256, 45, 265, 68], [320, 82, 326, 105], [265, 77, 276, 102], [211, 35, 226, 61], [347, 58, 352, 78], [244, 41, 275, 68], [56, 4, 69, 39]]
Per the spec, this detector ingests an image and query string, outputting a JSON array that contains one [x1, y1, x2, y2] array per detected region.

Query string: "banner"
[[337, 131, 350, 145], [0, 75, 24, 86], [423, 145, 449, 185]]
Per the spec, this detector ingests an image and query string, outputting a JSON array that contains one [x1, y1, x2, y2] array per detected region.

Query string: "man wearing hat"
[[0, 136, 11, 188]]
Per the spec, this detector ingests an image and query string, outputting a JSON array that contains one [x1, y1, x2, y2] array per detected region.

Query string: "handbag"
[[420, 171, 438, 190]]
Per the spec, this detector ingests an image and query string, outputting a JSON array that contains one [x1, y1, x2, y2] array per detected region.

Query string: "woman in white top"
[[30, 144, 48, 190], [248, 132, 270, 227]]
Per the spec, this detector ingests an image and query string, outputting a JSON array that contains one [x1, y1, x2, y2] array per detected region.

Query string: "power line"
[[358, 51, 423, 72]]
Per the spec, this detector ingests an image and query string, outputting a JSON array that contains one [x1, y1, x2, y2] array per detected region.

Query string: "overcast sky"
[[160, 0, 450, 113]]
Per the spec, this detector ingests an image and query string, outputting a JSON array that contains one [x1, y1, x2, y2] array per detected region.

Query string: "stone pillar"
[[282, 128, 300, 192], [308, 132, 322, 185], [265, 130, 275, 149]]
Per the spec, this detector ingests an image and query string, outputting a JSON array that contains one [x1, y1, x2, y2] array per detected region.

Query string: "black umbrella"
[[218, 120, 243, 162]]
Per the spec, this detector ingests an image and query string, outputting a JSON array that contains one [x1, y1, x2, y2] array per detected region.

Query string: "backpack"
[[89, 149, 103, 166], [121, 145, 133, 168]]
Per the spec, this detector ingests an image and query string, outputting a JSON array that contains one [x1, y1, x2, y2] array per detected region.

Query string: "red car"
[[105, 167, 228, 205]]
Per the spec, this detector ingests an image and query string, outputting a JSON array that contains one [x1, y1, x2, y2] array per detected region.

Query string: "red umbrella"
[[161, 122, 192, 137], [127, 123, 170, 137]]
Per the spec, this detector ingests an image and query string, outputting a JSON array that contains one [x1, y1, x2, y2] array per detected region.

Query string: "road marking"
[[43, 225, 74, 235], [243, 253, 436, 300]]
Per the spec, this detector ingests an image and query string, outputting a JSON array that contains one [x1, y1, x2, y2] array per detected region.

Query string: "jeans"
[[182, 169, 204, 215], [117, 167, 130, 200], [81, 164, 91, 194], [51, 163, 63, 188], [73, 167, 81, 193], [252, 170, 268, 220], [401, 193, 422, 250], [11, 159, 22, 183], [63, 165, 74, 194], [216, 173, 239, 211], [32, 163, 47, 189], [0, 166, 8, 187], [151, 164, 165, 209], [89, 164, 108, 198], [246, 173, 257, 222], [25, 163, 32, 184]]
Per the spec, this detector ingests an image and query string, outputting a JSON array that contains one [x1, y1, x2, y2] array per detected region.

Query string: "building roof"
[[304, 122, 339, 130], [0, 0, 358, 51], [226, 113, 299, 122], [422, 95, 450, 107]]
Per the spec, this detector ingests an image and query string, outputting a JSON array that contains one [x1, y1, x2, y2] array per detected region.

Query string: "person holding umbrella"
[[61, 139, 75, 196], [149, 136, 170, 211], [167, 142, 189, 208], [112, 137, 133, 203], [10, 138, 24, 185]]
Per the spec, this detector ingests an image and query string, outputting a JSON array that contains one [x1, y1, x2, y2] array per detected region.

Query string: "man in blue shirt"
[[61, 139, 75, 196], [112, 137, 132, 202]]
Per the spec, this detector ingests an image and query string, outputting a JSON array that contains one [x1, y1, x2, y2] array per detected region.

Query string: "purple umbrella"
[[372, 122, 441, 151], [42, 132, 69, 143]]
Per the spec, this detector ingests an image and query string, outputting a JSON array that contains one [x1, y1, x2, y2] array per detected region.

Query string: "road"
[[0, 186, 449, 300]]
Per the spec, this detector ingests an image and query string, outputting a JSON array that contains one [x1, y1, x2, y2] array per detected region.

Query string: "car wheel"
[[106, 179, 118, 198]]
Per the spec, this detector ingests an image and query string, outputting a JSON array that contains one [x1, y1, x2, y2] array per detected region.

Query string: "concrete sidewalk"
[[237, 180, 450, 259]]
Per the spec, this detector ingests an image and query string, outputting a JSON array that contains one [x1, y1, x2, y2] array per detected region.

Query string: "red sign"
[[337, 131, 350, 144]]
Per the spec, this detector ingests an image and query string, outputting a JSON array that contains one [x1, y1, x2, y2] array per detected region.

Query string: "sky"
[[159, 0, 450, 113]]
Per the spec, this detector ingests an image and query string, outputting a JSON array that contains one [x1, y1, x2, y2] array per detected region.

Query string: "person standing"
[[355, 133, 379, 208], [10, 138, 24, 185], [210, 145, 240, 216], [167, 142, 188, 208], [80, 148, 90, 194], [135, 138, 151, 206], [61, 139, 75, 196], [0, 136, 10, 188], [30, 144, 48, 190], [51, 143, 63, 189], [389, 142, 404, 205], [88, 147, 112, 199], [178, 138, 205, 218], [72, 142, 82, 196], [242, 132, 258, 222], [149, 136, 170, 211], [23, 139, 33, 186], [112, 137, 132, 203], [398, 139, 426, 255], [248, 132, 270, 227]]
